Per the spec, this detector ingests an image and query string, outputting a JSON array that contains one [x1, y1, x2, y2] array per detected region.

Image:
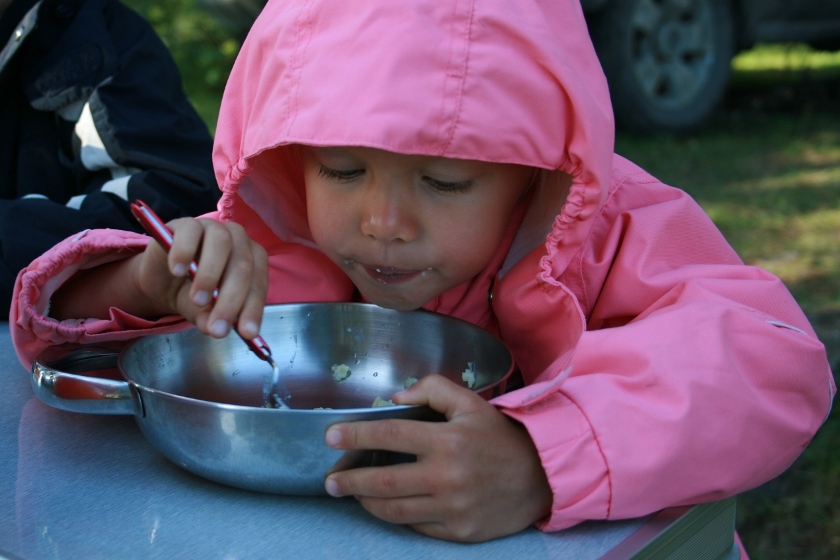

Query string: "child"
[[10, 0, 834, 552]]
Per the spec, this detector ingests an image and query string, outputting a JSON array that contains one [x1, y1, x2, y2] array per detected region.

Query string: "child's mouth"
[[362, 265, 423, 285]]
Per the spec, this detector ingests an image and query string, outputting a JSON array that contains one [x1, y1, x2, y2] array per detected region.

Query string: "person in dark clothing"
[[0, 0, 220, 313]]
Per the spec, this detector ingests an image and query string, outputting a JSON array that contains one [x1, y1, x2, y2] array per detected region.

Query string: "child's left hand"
[[323, 375, 553, 542]]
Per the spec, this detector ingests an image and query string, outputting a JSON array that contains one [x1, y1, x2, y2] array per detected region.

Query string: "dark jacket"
[[0, 0, 219, 312]]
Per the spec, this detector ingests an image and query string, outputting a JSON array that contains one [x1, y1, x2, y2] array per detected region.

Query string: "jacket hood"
[[213, 0, 614, 272]]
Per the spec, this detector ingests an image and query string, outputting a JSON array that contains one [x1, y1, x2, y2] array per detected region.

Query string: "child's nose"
[[359, 184, 417, 242]]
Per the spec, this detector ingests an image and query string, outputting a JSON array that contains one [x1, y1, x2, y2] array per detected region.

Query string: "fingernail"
[[193, 290, 211, 306], [210, 319, 229, 337], [325, 477, 340, 497], [241, 321, 259, 337], [325, 427, 342, 448], [172, 263, 187, 277]]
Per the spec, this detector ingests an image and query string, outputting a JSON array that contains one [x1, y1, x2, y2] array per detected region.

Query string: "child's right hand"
[[134, 217, 270, 340], [322, 375, 553, 542]]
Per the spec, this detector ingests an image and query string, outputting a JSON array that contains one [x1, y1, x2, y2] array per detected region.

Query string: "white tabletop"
[[0, 321, 737, 560]]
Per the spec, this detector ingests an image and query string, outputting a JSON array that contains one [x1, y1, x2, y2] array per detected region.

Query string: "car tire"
[[587, 0, 736, 134]]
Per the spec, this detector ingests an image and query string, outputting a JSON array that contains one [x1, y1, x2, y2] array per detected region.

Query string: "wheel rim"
[[628, 0, 717, 110]]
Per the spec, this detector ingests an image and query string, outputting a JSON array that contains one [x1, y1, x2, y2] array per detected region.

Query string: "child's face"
[[302, 146, 531, 310]]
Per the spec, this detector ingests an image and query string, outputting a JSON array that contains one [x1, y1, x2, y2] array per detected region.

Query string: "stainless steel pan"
[[31, 303, 514, 495]]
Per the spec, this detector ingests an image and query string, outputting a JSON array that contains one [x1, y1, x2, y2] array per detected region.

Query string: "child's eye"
[[318, 165, 363, 182], [423, 176, 473, 193]]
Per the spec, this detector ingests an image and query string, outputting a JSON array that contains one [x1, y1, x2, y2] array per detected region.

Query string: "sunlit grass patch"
[[734, 44, 840, 73], [717, 207, 840, 309]]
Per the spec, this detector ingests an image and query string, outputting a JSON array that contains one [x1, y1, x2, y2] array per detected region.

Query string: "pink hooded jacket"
[[10, 0, 834, 543]]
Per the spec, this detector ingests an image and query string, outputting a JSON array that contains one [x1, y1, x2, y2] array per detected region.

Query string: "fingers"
[[392, 374, 486, 420], [237, 240, 269, 338], [196, 221, 262, 338], [328, 465, 522, 543], [326, 461, 426, 499], [326, 417, 438, 458], [324, 376, 486, 483], [323, 378, 483, 501], [164, 217, 205, 280], [323, 376, 554, 542], [164, 218, 268, 338]]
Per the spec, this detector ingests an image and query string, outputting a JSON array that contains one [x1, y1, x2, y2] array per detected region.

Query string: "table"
[[0, 322, 739, 560]]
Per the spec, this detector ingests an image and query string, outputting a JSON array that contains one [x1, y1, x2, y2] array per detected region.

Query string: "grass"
[[122, 2, 839, 557]]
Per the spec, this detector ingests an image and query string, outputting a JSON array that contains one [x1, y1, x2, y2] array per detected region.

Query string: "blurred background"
[[123, 0, 839, 557]]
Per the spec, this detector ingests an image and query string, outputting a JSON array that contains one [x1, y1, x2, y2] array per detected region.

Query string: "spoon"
[[130, 200, 290, 408]]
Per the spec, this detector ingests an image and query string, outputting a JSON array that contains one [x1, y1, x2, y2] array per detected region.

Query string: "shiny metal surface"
[[31, 303, 514, 495], [31, 349, 136, 415]]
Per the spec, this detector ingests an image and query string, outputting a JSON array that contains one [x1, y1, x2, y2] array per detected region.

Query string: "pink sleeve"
[[492, 163, 835, 531], [500, 298, 832, 531], [10, 228, 190, 371]]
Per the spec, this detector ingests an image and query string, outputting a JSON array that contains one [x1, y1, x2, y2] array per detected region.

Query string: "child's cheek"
[[309, 208, 349, 259]]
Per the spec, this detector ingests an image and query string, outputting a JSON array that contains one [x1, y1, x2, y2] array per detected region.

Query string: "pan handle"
[[31, 347, 140, 416]]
